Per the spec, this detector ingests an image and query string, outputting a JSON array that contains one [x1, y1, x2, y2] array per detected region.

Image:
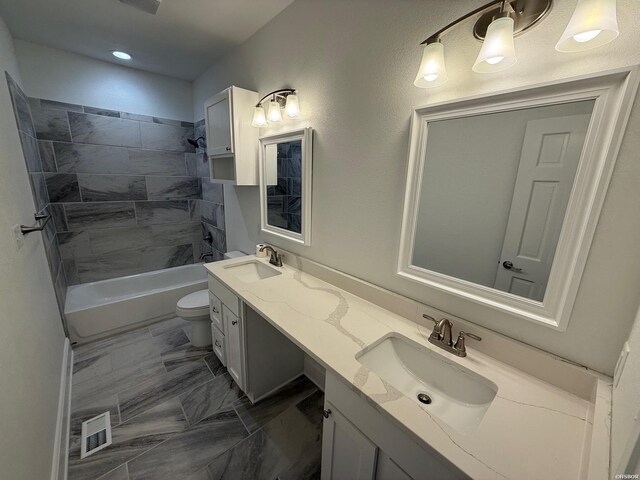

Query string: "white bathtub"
[[65, 264, 208, 344]]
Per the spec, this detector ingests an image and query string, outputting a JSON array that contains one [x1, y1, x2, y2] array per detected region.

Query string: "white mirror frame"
[[259, 127, 313, 246], [398, 67, 639, 331]]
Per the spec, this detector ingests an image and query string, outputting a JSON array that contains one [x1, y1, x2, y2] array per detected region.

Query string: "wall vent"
[[80, 412, 112, 459]]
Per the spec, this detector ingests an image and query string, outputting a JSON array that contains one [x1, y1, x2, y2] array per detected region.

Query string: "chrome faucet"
[[422, 314, 481, 357], [259, 245, 283, 267]]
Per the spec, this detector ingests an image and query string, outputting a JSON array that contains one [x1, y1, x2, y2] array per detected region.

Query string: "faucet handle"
[[453, 331, 482, 355]]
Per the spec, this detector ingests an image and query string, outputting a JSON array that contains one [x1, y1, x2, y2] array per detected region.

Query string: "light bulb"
[[112, 51, 132, 60], [473, 16, 517, 73], [251, 106, 267, 127], [267, 100, 282, 123], [284, 94, 300, 117], [573, 29, 602, 43], [556, 0, 618, 52], [414, 41, 448, 88]]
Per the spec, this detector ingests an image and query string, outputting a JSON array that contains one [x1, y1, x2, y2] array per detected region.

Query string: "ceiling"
[[0, 0, 295, 80]]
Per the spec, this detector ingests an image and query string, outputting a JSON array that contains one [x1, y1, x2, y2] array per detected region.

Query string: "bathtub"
[[65, 264, 208, 344]]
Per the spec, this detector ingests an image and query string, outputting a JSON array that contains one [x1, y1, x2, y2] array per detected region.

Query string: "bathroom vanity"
[[205, 253, 611, 480]]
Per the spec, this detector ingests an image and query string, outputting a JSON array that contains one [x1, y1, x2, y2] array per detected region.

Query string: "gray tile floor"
[[69, 317, 323, 480]]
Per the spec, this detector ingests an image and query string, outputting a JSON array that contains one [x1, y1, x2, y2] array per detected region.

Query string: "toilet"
[[176, 251, 248, 347]]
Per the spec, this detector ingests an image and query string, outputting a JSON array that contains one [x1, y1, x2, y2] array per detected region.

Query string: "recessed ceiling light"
[[112, 51, 132, 60]]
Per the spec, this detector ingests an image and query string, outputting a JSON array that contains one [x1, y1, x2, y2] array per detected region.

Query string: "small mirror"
[[259, 128, 312, 245]]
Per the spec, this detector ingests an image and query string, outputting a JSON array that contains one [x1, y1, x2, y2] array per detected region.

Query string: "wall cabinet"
[[322, 372, 467, 480], [204, 86, 259, 185]]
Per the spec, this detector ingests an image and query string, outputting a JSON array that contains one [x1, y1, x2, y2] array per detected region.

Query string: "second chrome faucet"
[[423, 314, 481, 357]]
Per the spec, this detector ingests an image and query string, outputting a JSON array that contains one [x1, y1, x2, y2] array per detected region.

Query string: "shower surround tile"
[[29, 98, 72, 141], [78, 174, 147, 202], [6, 73, 36, 137], [65, 202, 136, 230], [69, 112, 142, 147], [38, 140, 57, 172], [45, 173, 81, 202], [146, 176, 200, 200], [54, 143, 130, 174], [127, 149, 188, 176], [134, 200, 191, 225], [20, 97, 224, 284], [140, 121, 195, 152]]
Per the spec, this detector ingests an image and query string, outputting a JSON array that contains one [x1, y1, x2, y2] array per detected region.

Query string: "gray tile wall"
[[12, 94, 227, 286], [5, 73, 67, 316], [194, 119, 227, 261], [267, 140, 302, 234]]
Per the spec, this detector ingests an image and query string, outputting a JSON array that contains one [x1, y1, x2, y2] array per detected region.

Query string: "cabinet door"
[[376, 452, 414, 480], [223, 306, 244, 389], [321, 403, 378, 480], [206, 89, 234, 157]]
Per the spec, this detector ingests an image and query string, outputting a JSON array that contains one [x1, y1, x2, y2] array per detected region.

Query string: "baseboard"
[[51, 338, 73, 480]]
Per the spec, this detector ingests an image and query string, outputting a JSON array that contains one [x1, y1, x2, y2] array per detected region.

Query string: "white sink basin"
[[223, 260, 282, 283], [356, 335, 497, 434]]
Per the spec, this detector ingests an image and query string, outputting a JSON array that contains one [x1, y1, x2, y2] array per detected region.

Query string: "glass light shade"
[[267, 100, 283, 122], [414, 42, 448, 88], [251, 106, 267, 127], [556, 0, 619, 52], [473, 17, 517, 73], [284, 94, 300, 117]]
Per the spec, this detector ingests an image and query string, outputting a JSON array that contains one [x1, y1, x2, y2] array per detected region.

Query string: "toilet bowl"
[[175, 289, 211, 347]]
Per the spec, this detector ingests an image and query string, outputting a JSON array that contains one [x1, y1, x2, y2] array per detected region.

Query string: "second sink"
[[224, 260, 282, 283], [356, 335, 497, 434]]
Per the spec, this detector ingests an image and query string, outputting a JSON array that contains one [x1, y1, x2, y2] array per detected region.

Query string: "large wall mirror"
[[398, 68, 639, 330], [259, 127, 313, 245]]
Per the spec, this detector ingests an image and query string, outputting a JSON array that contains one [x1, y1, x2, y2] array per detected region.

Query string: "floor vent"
[[80, 412, 112, 459]]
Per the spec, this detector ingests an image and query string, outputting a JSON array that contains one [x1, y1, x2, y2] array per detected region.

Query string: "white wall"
[[14, 40, 193, 121], [193, 0, 640, 375], [413, 101, 593, 289], [0, 16, 67, 480], [613, 305, 640, 474]]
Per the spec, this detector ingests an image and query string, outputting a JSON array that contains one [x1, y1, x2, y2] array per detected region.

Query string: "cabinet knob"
[[214, 339, 222, 348], [225, 146, 231, 151], [323, 409, 332, 419], [232, 320, 238, 326], [212, 307, 219, 314]]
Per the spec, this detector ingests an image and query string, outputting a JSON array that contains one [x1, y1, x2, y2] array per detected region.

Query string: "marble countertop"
[[205, 255, 610, 480]]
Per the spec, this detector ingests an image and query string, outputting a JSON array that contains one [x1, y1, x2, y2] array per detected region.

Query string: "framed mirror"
[[259, 127, 313, 245], [398, 68, 639, 330]]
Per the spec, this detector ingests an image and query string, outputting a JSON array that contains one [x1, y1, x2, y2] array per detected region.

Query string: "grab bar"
[[20, 211, 52, 235]]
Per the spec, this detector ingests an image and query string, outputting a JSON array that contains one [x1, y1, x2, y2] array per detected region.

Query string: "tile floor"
[[68, 317, 323, 480]]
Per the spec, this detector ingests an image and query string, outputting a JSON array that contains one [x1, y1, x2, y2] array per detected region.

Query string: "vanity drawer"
[[208, 275, 239, 316], [209, 292, 223, 332], [211, 325, 226, 367]]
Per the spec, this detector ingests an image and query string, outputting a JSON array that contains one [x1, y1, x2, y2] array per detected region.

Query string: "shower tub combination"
[[65, 264, 208, 344]]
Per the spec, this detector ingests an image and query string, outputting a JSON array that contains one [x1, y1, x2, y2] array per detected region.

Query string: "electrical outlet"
[[12, 224, 24, 251], [614, 341, 631, 388]]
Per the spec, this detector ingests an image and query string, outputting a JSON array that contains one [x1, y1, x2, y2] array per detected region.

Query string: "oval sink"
[[223, 260, 282, 283], [356, 335, 497, 434]]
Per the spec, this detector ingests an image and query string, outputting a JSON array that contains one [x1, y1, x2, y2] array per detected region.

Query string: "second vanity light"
[[414, 0, 619, 88], [252, 89, 300, 127]]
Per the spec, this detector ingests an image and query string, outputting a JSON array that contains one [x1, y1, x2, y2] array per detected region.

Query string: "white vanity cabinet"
[[208, 273, 305, 403], [204, 86, 259, 185], [322, 372, 467, 480]]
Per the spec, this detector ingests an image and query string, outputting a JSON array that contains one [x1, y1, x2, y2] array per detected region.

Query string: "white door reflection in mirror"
[[494, 114, 591, 300]]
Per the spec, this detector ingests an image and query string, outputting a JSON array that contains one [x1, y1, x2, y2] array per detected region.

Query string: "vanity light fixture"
[[556, 0, 619, 52], [414, 0, 619, 88], [251, 89, 299, 127]]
